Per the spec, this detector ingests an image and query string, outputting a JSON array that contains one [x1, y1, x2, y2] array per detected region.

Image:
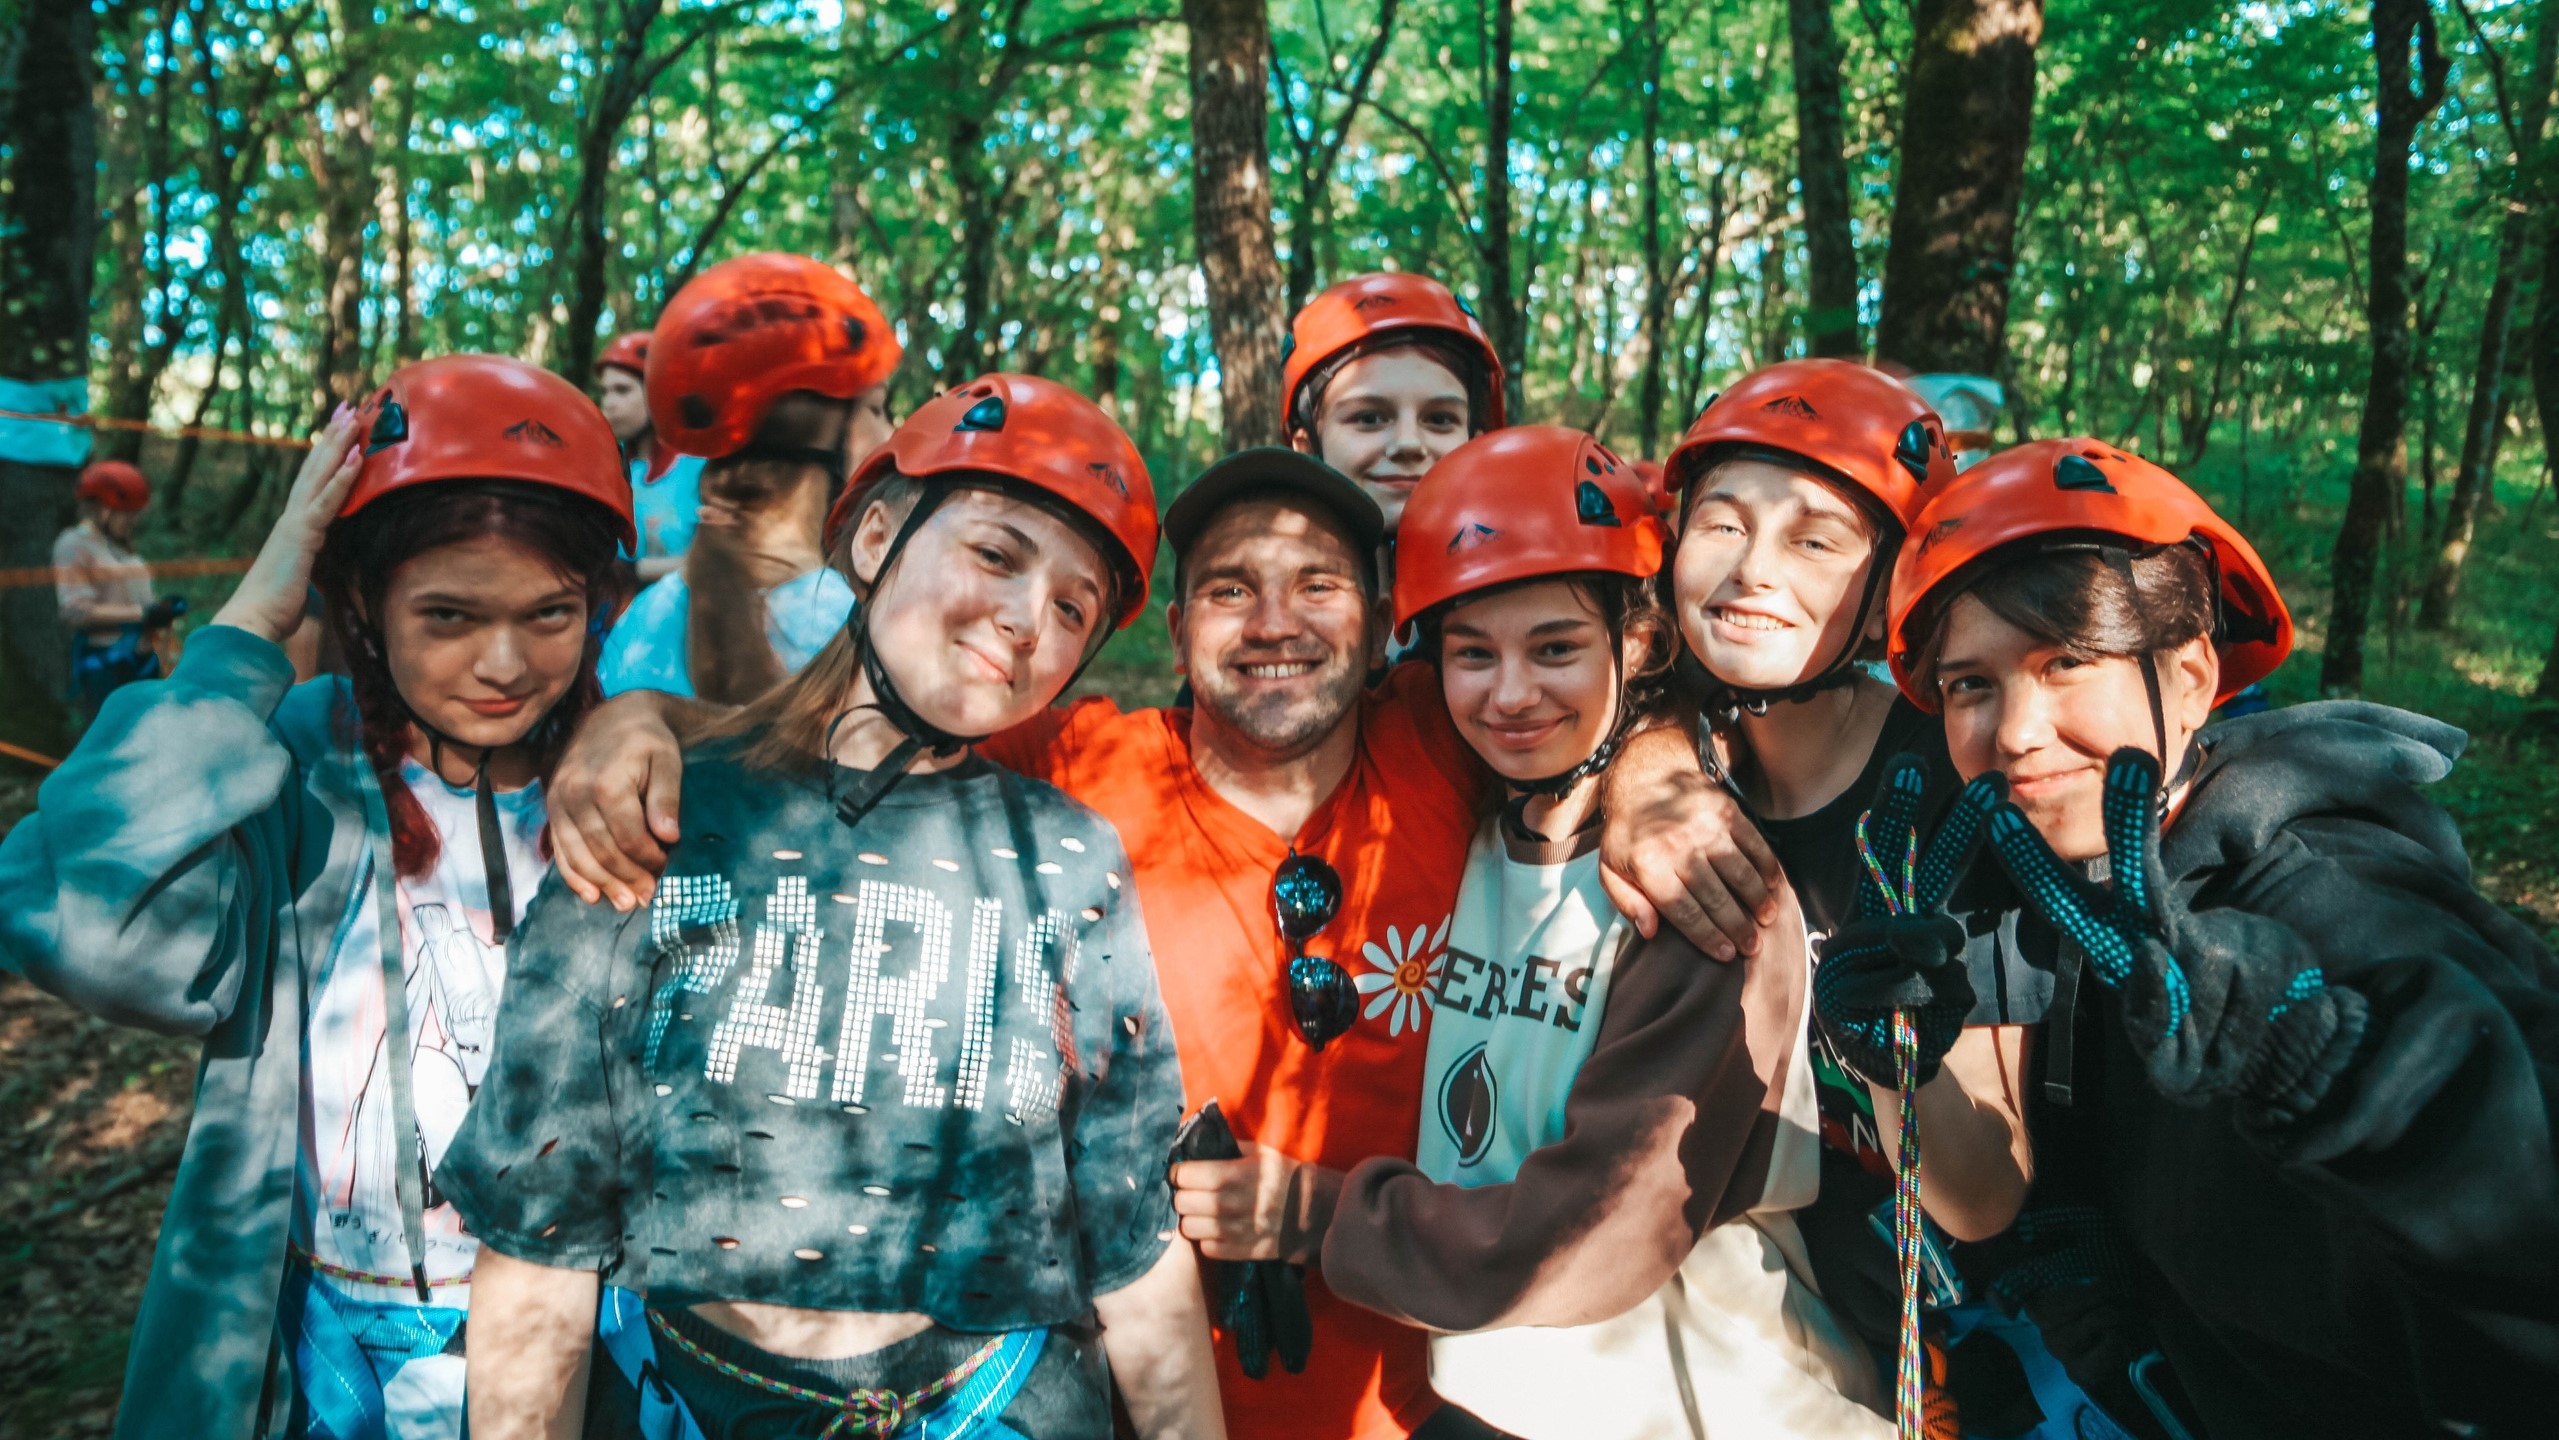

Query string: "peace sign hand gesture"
[[1812, 754, 2005, 1090], [1985, 747, 2369, 1123], [211, 407, 367, 645]]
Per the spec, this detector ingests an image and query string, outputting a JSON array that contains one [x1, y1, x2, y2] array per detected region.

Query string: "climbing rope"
[[647, 1310, 1001, 1438], [1856, 810, 1929, 1440]]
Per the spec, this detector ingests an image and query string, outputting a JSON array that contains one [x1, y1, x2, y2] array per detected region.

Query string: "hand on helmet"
[[215, 408, 364, 645], [1986, 747, 2368, 1122], [1813, 754, 2003, 1090]]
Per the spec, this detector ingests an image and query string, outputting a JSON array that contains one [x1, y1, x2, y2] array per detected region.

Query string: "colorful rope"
[[646, 1310, 1001, 1438], [1855, 810, 1927, 1440], [292, 1245, 471, 1292]]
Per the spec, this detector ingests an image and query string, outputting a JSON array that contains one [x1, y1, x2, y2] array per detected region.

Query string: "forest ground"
[[2, 466, 2555, 1439]]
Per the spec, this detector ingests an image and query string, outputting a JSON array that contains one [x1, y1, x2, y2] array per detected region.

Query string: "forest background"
[[3, 1, 2559, 1432]]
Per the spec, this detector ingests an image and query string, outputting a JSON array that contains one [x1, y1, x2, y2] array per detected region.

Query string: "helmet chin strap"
[[1714, 541, 1894, 718]]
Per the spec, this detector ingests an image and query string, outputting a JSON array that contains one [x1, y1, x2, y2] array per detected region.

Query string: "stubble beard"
[[1193, 649, 1364, 762]]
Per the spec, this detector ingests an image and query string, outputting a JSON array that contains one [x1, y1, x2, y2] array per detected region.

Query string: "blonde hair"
[[718, 473, 925, 769]]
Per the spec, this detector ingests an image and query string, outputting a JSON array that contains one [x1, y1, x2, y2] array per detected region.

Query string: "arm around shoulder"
[[0, 624, 306, 1034]]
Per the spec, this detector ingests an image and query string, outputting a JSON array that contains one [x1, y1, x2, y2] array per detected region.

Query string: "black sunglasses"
[[1273, 850, 1356, 1050]]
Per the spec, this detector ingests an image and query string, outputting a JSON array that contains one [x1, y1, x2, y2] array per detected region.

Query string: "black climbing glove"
[[1812, 754, 2005, 1090], [141, 595, 188, 629], [1168, 1102, 1311, 1380], [1984, 747, 2369, 1124]]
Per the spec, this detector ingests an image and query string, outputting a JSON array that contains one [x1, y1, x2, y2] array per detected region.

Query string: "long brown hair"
[[312, 481, 625, 876], [684, 393, 848, 705]]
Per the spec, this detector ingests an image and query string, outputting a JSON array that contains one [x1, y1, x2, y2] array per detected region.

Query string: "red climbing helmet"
[[1664, 359, 1953, 529], [1393, 426, 1665, 630], [347, 354, 635, 546], [1886, 438, 2293, 709], [828, 374, 1159, 628], [76, 460, 150, 512], [594, 330, 651, 379], [645, 253, 902, 459], [1284, 272, 1507, 431]]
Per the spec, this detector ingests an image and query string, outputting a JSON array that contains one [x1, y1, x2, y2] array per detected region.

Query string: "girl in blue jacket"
[[0, 354, 635, 1440]]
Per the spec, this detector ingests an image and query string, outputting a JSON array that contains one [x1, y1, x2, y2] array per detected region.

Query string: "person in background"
[[1284, 272, 1506, 538], [595, 329, 705, 582], [597, 253, 900, 703], [1321, 426, 1891, 1440], [56, 458, 185, 715], [0, 355, 635, 1440]]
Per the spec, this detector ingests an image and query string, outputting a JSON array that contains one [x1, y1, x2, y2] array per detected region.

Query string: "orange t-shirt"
[[981, 662, 1488, 1440]]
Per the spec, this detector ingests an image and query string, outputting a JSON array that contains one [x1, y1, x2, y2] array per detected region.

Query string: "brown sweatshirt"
[[1320, 822, 1813, 1334]]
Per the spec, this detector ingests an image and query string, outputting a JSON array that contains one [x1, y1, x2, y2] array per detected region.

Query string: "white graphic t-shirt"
[[295, 759, 547, 1304]]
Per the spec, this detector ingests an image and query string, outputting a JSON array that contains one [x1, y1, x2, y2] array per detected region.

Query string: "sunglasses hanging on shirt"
[[1273, 850, 1356, 1049]]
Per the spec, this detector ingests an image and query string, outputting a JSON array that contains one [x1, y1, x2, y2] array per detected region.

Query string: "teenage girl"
[[1317, 425, 1891, 1440], [1284, 272, 1506, 533], [595, 330, 703, 582], [1824, 440, 2559, 1437], [0, 355, 634, 1439], [599, 253, 900, 703], [441, 374, 1223, 1440]]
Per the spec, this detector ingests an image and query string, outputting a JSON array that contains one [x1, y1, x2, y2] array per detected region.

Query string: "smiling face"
[[1170, 496, 1381, 760], [1673, 457, 1885, 691], [1438, 579, 1631, 785], [1934, 595, 2218, 860], [596, 367, 649, 446], [377, 534, 594, 752], [848, 486, 1114, 738], [1293, 347, 1473, 530]]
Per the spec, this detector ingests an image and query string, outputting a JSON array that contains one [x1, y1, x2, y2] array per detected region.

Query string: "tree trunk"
[[1789, 0, 1859, 359], [1479, 0, 1524, 421], [0, 0, 100, 757], [1873, 0, 2044, 375], [942, 114, 1002, 383], [1182, 0, 1289, 449], [558, 1, 680, 382], [303, 13, 377, 426], [2321, 0, 2448, 695], [2420, 0, 2558, 627], [1636, 0, 1671, 455]]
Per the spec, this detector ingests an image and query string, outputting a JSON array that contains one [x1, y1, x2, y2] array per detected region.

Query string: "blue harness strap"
[[282, 1260, 466, 1440], [595, 1285, 1047, 1440]]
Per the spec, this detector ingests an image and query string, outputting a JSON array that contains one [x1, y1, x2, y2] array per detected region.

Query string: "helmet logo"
[[365, 399, 409, 455], [1450, 522, 1502, 552], [1761, 394, 1819, 421], [1086, 461, 1128, 497], [1438, 1041, 1497, 1167], [957, 394, 1008, 432], [2054, 454, 2117, 493], [1352, 293, 1398, 311], [1575, 479, 1623, 528], [504, 418, 565, 448], [1455, 295, 1480, 319], [1917, 516, 1965, 558], [1895, 420, 1937, 483]]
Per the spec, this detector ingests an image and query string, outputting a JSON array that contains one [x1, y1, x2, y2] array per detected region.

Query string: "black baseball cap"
[[1163, 447, 1388, 562]]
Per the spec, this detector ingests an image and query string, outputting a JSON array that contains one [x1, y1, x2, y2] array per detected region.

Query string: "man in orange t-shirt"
[[982, 449, 1487, 1439]]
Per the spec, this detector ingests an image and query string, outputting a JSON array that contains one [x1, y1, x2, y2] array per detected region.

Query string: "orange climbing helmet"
[[1284, 272, 1507, 432], [645, 253, 901, 459], [1393, 425, 1665, 630], [827, 373, 1159, 628], [1629, 458, 1673, 518], [1664, 358, 1953, 529], [347, 354, 635, 546], [594, 330, 651, 379], [1886, 438, 2293, 709], [77, 459, 151, 512]]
